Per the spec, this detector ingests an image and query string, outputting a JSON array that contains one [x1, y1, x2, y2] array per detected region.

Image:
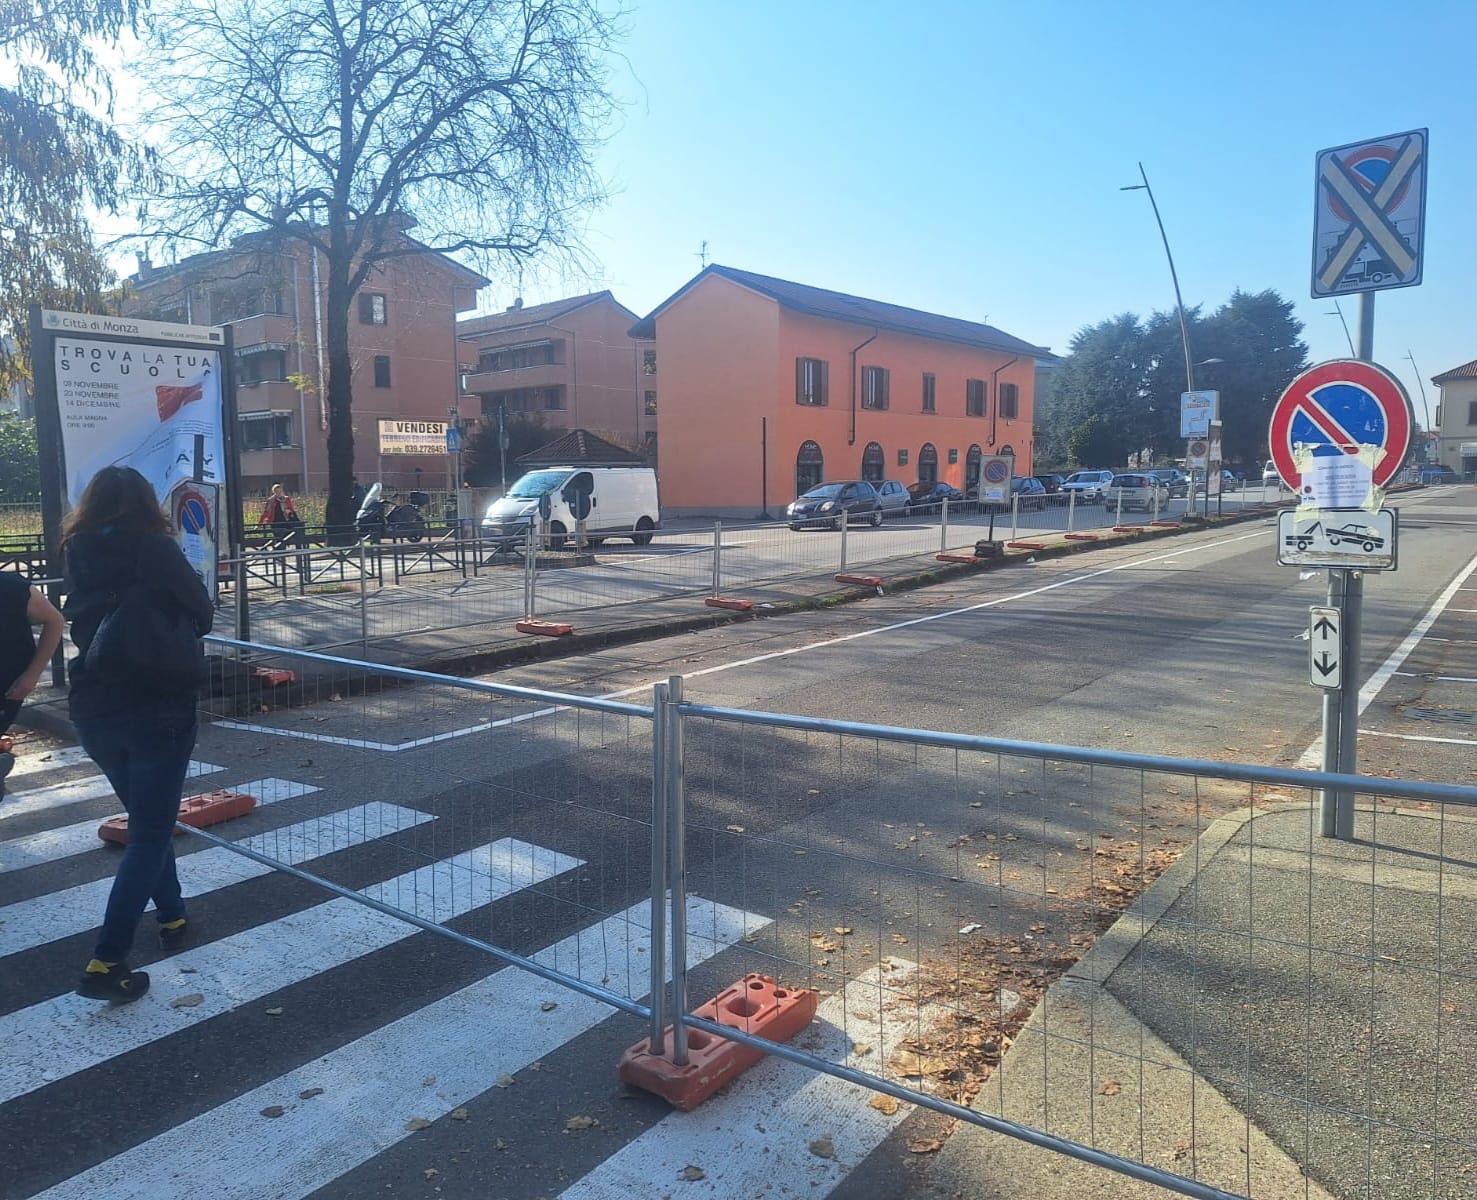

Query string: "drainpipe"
[[989, 355, 1020, 450], [848, 327, 879, 447]]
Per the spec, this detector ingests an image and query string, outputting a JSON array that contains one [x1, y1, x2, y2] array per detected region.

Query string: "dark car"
[[984, 477, 1047, 512], [786, 480, 883, 530], [1148, 468, 1189, 498], [1033, 472, 1064, 495], [904, 481, 967, 514]]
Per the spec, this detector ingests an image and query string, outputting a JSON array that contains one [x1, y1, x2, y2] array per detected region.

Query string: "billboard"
[[377, 418, 450, 456]]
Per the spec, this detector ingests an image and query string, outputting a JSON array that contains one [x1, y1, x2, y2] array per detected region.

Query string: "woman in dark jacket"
[[62, 466, 214, 1002]]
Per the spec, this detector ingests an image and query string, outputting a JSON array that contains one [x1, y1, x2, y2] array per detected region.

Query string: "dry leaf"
[[421, 1075, 436, 1087], [540, 1001, 558, 1012], [422, 1169, 439, 1180], [495, 1074, 516, 1088], [405, 1117, 432, 1132], [1100, 1079, 1122, 1096], [565, 1115, 598, 1132], [449, 1107, 469, 1121], [260, 1106, 285, 1119], [725, 824, 745, 834], [851, 1042, 872, 1057], [677, 1165, 706, 1181], [297, 1087, 324, 1100], [833, 926, 853, 936], [907, 1136, 944, 1154], [869, 1095, 900, 1115], [494, 1138, 509, 1151], [169, 993, 204, 1009], [808, 1135, 836, 1159], [264, 1006, 284, 1016], [892, 1049, 946, 1076]]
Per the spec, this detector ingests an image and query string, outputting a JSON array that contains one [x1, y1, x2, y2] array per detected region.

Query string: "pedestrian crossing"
[[0, 760, 221, 821], [1, 742, 932, 1200]]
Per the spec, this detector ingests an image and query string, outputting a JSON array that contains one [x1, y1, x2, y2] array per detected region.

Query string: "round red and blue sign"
[[1268, 359, 1413, 491]]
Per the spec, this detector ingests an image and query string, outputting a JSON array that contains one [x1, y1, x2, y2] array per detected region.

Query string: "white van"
[[481, 466, 660, 549]]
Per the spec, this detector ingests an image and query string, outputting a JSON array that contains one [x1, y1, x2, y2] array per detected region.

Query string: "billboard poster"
[[53, 336, 226, 506], [377, 418, 450, 456]]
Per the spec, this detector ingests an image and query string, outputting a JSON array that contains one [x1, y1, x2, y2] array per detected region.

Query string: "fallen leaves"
[[868, 1095, 900, 1116], [298, 1087, 324, 1100], [808, 1135, 835, 1159], [677, 1165, 706, 1181], [405, 1117, 432, 1132], [169, 993, 204, 1009], [260, 1105, 285, 1119], [564, 1115, 599, 1132], [1099, 1079, 1122, 1096], [907, 1136, 944, 1154]]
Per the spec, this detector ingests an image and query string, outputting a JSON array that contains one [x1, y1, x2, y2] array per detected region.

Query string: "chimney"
[[507, 297, 523, 312], [136, 253, 153, 280]]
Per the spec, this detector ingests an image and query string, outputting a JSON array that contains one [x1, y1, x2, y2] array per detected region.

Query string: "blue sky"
[[498, 0, 1475, 425]]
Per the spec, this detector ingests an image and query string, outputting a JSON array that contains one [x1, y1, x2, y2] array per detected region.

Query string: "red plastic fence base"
[[1064, 533, 1099, 541], [705, 596, 755, 612], [99, 790, 258, 846], [515, 619, 574, 637], [833, 573, 882, 588], [1005, 540, 1047, 550], [618, 974, 819, 1111], [252, 667, 297, 686], [935, 553, 978, 564], [1150, 520, 1180, 527], [1112, 525, 1148, 533]]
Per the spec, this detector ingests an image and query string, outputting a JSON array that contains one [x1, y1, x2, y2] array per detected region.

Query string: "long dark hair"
[[60, 466, 170, 548]]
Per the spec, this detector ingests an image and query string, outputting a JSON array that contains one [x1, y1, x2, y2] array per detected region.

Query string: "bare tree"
[[139, 0, 622, 533]]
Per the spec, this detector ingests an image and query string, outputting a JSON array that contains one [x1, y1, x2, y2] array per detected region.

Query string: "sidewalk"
[[921, 801, 1477, 1200]]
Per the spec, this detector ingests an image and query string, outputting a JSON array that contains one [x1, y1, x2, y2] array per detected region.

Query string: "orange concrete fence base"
[[705, 596, 755, 612], [515, 619, 574, 637], [618, 974, 819, 1111], [834, 573, 883, 590], [99, 790, 258, 846]]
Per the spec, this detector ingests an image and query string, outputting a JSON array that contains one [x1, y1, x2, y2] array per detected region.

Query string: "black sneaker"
[[76, 962, 151, 1003], [158, 918, 193, 952]]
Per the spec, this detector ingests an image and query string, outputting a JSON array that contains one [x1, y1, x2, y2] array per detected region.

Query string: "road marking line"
[[221, 529, 1268, 751], [1364, 730, 1477, 747], [0, 802, 431, 959], [5, 746, 93, 780], [0, 837, 582, 1105], [0, 777, 316, 876], [560, 962, 934, 1200], [0, 762, 223, 823], [31, 897, 765, 1200], [1298, 550, 1477, 768]]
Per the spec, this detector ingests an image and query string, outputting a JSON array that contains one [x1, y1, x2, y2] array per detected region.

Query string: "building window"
[[965, 445, 982, 492], [796, 357, 828, 406], [1468, 400, 1477, 426], [373, 355, 391, 388], [796, 440, 824, 493], [861, 441, 885, 483], [922, 373, 936, 413], [544, 388, 564, 410], [359, 293, 388, 325], [239, 412, 293, 451], [918, 443, 938, 484], [999, 382, 1020, 419], [478, 341, 556, 372], [644, 390, 658, 416], [237, 349, 287, 384], [966, 379, 987, 417], [948, 448, 959, 464], [643, 349, 657, 375], [861, 365, 889, 411]]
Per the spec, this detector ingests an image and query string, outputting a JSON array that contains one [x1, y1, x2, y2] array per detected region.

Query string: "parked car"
[[873, 479, 911, 515], [1148, 468, 1189, 497], [1033, 473, 1065, 498], [481, 465, 660, 550], [982, 476, 1047, 512], [904, 481, 968, 514], [1103, 472, 1170, 512], [1061, 469, 1114, 503], [1262, 459, 1281, 487], [786, 480, 883, 530], [1420, 464, 1458, 484]]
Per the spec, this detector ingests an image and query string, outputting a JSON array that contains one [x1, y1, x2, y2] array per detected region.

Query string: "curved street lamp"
[[1121, 164, 1197, 396]]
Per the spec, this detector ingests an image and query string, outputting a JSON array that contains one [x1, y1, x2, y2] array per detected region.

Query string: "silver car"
[[1061, 469, 1114, 503]]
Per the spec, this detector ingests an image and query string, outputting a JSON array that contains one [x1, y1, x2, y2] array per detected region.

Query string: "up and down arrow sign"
[[1309, 606, 1341, 690]]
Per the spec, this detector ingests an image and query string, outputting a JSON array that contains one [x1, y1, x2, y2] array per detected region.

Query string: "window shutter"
[[820, 360, 829, 405], [358, 294, 372, 323], [796, 357, 806, 404]]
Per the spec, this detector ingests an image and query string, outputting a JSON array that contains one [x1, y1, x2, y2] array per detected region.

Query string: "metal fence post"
[[357, 541, 369, 655], [838, 508, 849, 572], [1115, 490, 1123, 525], [711, 519, 722, 598], [665, 674, 690, 1067], [1011, 495, 1019, 541], [523, 521, 536, 619], [940, 495, 950, 553], [647, 680, 670, 1054], [1068, 489, 1076, 533]]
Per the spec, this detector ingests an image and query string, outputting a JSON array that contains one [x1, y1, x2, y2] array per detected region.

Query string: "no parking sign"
[[170, 479, 220, 598], [977, 455, 1013, 505]]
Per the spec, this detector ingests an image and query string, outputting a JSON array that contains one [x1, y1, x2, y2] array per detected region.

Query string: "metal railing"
[[195, 636, 1477, 1200]]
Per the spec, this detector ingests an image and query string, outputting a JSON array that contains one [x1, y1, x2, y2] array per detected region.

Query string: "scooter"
[[356, 483, 428, 543]]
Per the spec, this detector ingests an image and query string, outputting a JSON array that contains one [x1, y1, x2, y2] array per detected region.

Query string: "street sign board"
[[1312, 129, 1426, 298], [377, 419, 449, 455], [977, 454, 1012, 505], [1186, 437, 1208, 468], [1278, 507, 1398, 570], [1308, 606, 1341, 690], [1268, 359, 1413, 495], [1180, 391, 1219, 438], [445, 425, 461, 454]]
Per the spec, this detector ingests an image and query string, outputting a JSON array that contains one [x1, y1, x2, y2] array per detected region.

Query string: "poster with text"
[[54, 337, 226, 507]]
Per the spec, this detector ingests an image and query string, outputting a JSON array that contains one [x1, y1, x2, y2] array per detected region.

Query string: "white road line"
[[0, 762, 223, 822], [1364, 730, 1477, 747], [1298, 550, 1477, 768], [0, 777, 318, 876], [0, 802, 432, 959], [0, 837, 582, 1105], [32, 896, 765, 1200], [223, 529, 1270, 751], [560, 962, 935, 1200], [5, 746, 93, 780]]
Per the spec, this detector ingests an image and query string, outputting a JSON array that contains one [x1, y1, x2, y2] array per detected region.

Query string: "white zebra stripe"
[[0, 762, 223, 822], [5, 746, 93, 780]]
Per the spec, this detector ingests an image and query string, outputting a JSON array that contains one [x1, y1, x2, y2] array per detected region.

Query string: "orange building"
[[123, 227, 487, 493], [629, 266, 1053, 515]]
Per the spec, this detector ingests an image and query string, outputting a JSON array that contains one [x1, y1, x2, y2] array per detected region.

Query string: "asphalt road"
[[2, 485, 1472, 1200]]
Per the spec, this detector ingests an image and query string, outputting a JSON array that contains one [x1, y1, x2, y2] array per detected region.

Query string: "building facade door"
[[861, 441, 885, 483], [965, 444, 982, 493], [796, 440, 824, 493], [918, 443, 938, 484]]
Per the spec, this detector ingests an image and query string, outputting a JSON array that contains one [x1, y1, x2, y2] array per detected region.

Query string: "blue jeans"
[[74, 700, 198, 961]]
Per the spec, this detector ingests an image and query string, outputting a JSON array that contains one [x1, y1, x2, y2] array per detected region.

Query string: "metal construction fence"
[[197, 636, 1477, 1200], [217, 485, 1295, 654]]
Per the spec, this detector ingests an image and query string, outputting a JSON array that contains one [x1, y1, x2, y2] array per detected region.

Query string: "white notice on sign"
[[1300, 454, 1375, 510]]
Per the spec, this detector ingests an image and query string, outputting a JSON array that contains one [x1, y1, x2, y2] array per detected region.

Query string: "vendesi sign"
[[377, 419, 450, 456]]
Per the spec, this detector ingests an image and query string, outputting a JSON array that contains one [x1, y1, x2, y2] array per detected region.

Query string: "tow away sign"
[[1277, 508, 1398, 570]]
